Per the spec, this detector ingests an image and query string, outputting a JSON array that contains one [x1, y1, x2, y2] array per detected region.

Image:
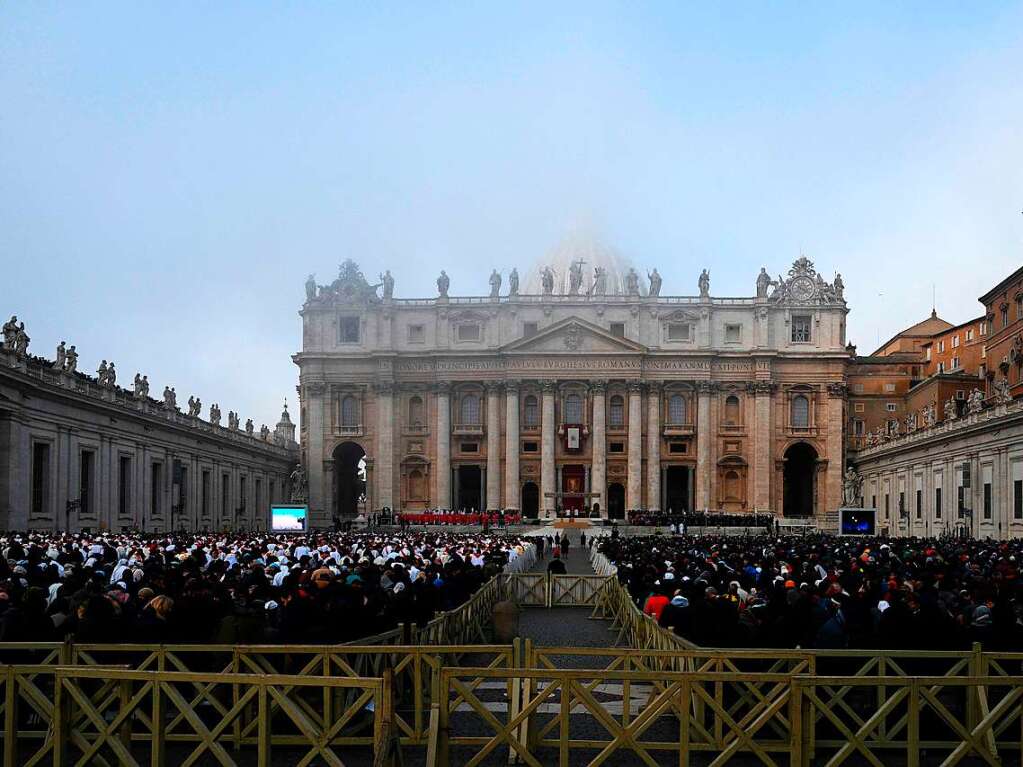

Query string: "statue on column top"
[[380, 270, 394, 299], [833, 273, 845, 301], [436, 270, 450, 297], [13, 324, 29, 357], [305, 274, 316, 302], [260, 424, 270, 440], [591, 266, 607, 296], [245, 418, 254, 435], [65, 345, 78, 373], [756, 267, 771, 298], [53, 341, 66, 371], [508, 268, 519, 296], [944, 397, 958, 421], [647, 268, 662, 297], [97, 360, 108, 385], [625, 268, 639, 296], [541, 266, 555, 296], [698, 269, 711, 298], [568, 260, 584, 295], [133, 373, 144, 399], [210, 403, 222, 426], [843, 467, 863, 507], [967, 388, 984, 414], [106, 362, 116, 388], [488, 269, 501, 298], [1, 316, 17, 350]]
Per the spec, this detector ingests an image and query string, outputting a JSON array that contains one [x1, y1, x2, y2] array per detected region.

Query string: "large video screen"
[[840, 507, 876, 536], [271, 505, 308, 532]]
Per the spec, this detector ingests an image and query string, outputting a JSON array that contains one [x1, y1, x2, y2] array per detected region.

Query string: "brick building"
[[980, 265, 1023, 400]]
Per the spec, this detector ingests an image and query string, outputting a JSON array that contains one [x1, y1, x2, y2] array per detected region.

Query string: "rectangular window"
[[854, 402, 864, 413], [407, 324, 425, 343], [119, 456, 132, 518], [522, 441, 538, 453], [255, 478, 262, 514], [523, 322, 538, 338], [1017, 296, 1022, 319], [937, 362, 945, 373], [951, 356, 960, 370], [983, 483, 992, 519], [457, 323, 480, 341], [31, 442, 50, 519], [725, 324, 742, 343], [609, 322, 625, 338], [853, 419, 864, 436], [980, 321, 987, 335], [460, 442, 478, 453], [151, 463, 163, 517], [952, 335, 960, 348], [339, 316, 360, 343], [926, 347, 932, 361], [885, 494, 890, 518], [668, 442, 687, 454], [609, 442, 625, 453], [1015, 480, 1023, 519], [1002, 307, 1009, 327], [854, 383, 864, 393], [239, 475, 247, 511], [269, 479, 276, 504], [886, 403, 897, 412], [667, 322, 692, 341], [966, 329, 974, 341], [884, 383, 896, 392], [935, 487, 942, 519], [791, 316, 812, 343], [79, 451, 94, 518], [871, 495, 876, 510], [938, 340, 945, 353], [202, 470, 211, 517], [956, 390, 965, 400], [916, 489, 922, 518]]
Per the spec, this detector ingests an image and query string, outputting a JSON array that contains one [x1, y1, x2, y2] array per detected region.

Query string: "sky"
[[2, 3, 1022, 429]]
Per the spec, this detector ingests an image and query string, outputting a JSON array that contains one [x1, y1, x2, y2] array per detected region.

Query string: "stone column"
[[751, 382, 774, 511], [627, 382, 643, 511], [504, 381, 520, 511], [435, 383, 451, 509], [590, 381, 607, 518], [825, 383, 846, 531], [696, 381, 714, 510], [486, 383, 502, 510], [303, 382, 327, 525], [375, 383, 395, 510], [541, 380, 556, 518], [646, 383, 661, 512]]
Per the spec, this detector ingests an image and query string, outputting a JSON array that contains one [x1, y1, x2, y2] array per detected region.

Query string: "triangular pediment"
[[501, 317, 647, 354]]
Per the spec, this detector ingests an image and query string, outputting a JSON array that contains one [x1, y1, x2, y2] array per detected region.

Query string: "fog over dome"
[[524, 234, 648, 296]]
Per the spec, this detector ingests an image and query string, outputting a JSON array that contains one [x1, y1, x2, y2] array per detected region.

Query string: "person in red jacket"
[[643, 586, 670, 621]]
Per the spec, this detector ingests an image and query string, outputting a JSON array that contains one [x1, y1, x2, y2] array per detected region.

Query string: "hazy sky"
[[3, 3, 1022, 429]]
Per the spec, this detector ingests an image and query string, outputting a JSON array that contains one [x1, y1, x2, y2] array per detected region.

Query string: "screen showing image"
[[840, 508, 876, 536], [271, 505, 307, 532]]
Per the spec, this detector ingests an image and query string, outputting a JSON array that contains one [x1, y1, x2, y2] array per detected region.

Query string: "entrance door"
[[607, 483, 625, 520], [783, 443, 818, 517], [521, 482, 539, 518], [561, 465, 585, 514], [456, 466, 482, 511], [665, 466, 690, 514]]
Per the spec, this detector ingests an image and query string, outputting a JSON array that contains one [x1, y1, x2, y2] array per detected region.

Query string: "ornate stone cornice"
[[540, 379, 557, 394], [504, 379, 520, 394], [696, 381, 717, 394], [589, 379, 608, 394], [433, 382, 451, 394], [485, 381, 503, 394], [627, 381, 644, 394], [746, 381, 776, 395], [373, 382, 395, 395], [645, 381, 662, 394], [827, 382, 848, 398], [305, 382, 327, 396]]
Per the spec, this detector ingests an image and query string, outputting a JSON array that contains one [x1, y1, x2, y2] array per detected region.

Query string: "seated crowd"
[[625, 510, 777, 530], [599, 533, 1023, 650], [397, 509, 520, 527], [0, 531, 531, 644]]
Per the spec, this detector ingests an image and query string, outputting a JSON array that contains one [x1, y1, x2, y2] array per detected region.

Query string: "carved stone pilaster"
[[305, 382, 327, 397], [827, 382, 848, 398], [589, 379, 607, 394], [540, 379, 558, 394], [747, 381, 776, 396], [504, 379, 520, 395], [627, 380, 644, 394], [696, 380, 717, 394]]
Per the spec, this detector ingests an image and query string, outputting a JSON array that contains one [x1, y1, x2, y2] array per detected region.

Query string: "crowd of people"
[[625, 510, 777, 531], [599, 533, 1023, 650], [0, 530, 532, 645], [397, 510, 520, 527]]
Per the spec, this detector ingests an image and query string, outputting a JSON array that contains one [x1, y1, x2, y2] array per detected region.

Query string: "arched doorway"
[[783, 442, 818, 517], [333, 442, 367, 518], [607, 483, 626, 520], [521, 482, 539, 519]]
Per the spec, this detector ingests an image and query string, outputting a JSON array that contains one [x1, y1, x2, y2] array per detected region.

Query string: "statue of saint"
[[141, 375, 149, 397], [833, 273, 845, 301], [992, 377, 1012, 404], [437, 270, 450, 298], [379, 270, 394, 299], [163, 386, 173, 409], [1, 316, 17, 350], [488, 269, 501, 298], [625, 268, 639, 296], [106, 362, 117, 388], [289, 463, 308, 503], [245, 418, 254, 435], [967, 388, 984, 414], [260, 424, 270, 440], [591, 266, 607, 296], [843, 467, 863, 507], [14, 324, 29, 356], [944, 397, 958, 421], [305, 274, 316, 302], [541, 266, 555, 296], [568, 260, 584, 295], [97, 361, 108, 385], [65, 345, 78, 373], [53, 341, 66, 371], [508, 268, 519, 296], [698, 269, 710, 298], [210, 403, 222, 426], [133, 374, 143, 398], [756, 267, 771, 298], [648, 268, 662, 297]]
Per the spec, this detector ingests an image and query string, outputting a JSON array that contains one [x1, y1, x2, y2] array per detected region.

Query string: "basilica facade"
[[295, 241, 849, 527]]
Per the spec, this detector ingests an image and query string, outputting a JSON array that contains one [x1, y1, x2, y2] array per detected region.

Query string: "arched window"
[[725, 395, 740, 425], [523, 395, 539, 427], [408, 469, 425, 500], [460, 393, 480, 425], [564, 393, 583, 423], [408, 396, 424, 427], [724, 470, 741, 500], [609, 395, 625, 427], [668, 394, 686, 425], [791, 395, 809, 429], [341, 396, 359, 427]]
